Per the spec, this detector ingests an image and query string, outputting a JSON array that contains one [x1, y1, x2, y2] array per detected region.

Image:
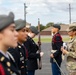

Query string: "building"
[[40, 24, 69, 35], [26, 22, 31, 28]]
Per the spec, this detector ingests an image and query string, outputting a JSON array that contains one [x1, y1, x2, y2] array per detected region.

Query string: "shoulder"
[[8, 47, 20, 57], [8, 47, 18, 53], [55, 33, 62, 37], [53, 33, 62, 42]]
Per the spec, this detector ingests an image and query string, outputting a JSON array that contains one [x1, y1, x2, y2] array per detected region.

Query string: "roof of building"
[[42, 24, 69, 31]]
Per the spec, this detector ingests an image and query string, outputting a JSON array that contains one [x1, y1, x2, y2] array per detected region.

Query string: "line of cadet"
[[0, 12, 43, 75]]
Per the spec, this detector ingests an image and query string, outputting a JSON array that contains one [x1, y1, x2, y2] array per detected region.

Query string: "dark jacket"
[[0, 52, 20, 75], [24, 36, 40, 70], [8, 43, 28, 75], [51, 32, 63, 66]]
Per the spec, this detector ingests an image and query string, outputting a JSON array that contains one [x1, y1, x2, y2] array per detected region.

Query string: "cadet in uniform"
[[8, 19, 28, 75], [61, 25, 76, 75], [50, 24, 63, 75], [24, 26, 43, 75], [0, 12, 20, 75]]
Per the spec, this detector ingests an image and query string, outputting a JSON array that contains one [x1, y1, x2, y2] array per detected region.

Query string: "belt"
[[51, 50, 57, 53]]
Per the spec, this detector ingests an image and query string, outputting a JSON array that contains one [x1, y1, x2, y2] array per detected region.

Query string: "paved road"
[[35, 43, 69, 75]]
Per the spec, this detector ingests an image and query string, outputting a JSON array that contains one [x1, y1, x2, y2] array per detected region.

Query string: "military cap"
[[29, 26, 39, 35], [0, 12, 14, 31], [69, 23, 76, 27], [53, 24, 61, 30], [15, 19, 26, 31], [67, 25, 76, 32]]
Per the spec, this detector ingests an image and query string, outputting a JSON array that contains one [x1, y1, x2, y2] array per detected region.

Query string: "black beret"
[[15, 19, 26, 31], [29, 26, 39, 35], [53, 24, 61, 30], [0, 12, 14, 31]]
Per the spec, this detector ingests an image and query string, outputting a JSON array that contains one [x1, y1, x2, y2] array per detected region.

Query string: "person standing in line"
[[8, 19, 28, 75], [50, 24, 63, 75], [61, 25, 76, 75], [0, 12, 20, 75], [24, 26, 44, 75]]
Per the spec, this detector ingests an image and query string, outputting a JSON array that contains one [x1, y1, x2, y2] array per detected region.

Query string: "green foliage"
[[35, 22, 64, 31], [46, 22, 54, 28], [36, 24, 45, 31]]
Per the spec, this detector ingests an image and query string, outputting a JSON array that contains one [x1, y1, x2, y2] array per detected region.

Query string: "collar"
[[53, 32, 59, 36], [0, 50, 9, 59]]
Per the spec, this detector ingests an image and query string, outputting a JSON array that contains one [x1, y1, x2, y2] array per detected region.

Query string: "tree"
[[36, 24, 45, 31], [46, 22, 54, 28]]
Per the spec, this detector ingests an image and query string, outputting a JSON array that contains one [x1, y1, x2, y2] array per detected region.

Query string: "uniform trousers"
[[28, 70, 35, 75], [51, 62, 61, 75]]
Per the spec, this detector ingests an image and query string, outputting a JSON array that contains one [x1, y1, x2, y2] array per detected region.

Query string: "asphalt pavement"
[[35, 43, 69, 75]]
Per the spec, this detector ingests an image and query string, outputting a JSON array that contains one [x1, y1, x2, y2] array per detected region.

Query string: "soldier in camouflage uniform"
[[61, 24, 76, 75]]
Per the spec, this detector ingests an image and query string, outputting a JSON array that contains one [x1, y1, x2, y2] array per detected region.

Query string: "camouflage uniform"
[[67, 36, 76, 75]]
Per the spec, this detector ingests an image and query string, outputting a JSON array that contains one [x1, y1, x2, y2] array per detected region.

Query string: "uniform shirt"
[[51, 32, 63, 65], [66, 36, 76, 70], [8, 43, 28, 75], [0, 51, 20, 75], [24, 36, 40, 70]]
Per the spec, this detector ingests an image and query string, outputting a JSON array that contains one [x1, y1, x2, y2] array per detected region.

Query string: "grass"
[[33, 37, 51, 43], [63, 38, 70, 42], [33, 36, 70, 43]]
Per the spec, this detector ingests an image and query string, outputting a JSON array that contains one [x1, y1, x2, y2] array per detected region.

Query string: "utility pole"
[[24, 3, 27, 26], [69, 4, 71, 24]]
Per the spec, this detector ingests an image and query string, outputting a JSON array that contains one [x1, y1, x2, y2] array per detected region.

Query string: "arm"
[[61, 40, 76, 58], [29, 53, 40, 59], [28, 40, 40, 59]]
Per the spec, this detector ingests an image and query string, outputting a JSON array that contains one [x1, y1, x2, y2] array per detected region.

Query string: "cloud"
[[0, 0, 25, 19], [0, 0, 75, 15], [26, 0, 76, 16], [47, 0, 74, 3], [0, 0, 76, 25], [0, 0, 5, 4]]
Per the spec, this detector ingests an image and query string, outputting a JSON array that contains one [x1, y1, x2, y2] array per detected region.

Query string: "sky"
[[0, 0, 76, 26]]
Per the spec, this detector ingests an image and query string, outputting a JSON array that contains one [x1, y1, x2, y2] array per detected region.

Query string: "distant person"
[[61, 25, 76, 75], [0, 12, 20, 75], [24, 26, 44, 75], [50, 24, 63, 75]]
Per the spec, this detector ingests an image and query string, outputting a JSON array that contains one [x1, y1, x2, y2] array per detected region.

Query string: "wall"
[[40, 31, 68, 35]]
